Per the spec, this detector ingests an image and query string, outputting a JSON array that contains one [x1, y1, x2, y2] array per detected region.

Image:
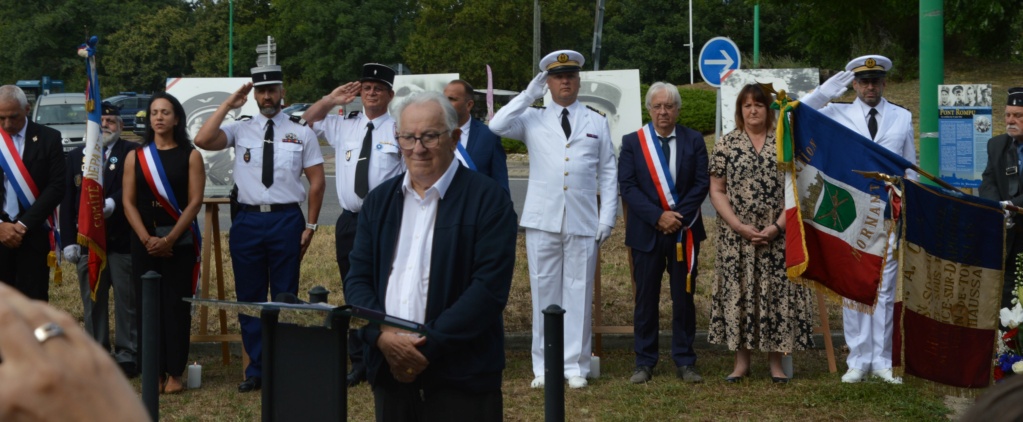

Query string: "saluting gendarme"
[[489, 49, 618, 390]]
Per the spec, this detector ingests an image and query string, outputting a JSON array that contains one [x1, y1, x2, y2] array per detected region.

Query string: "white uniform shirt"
[[384, 159, 459, 324], [312, 111, 404, 213], [489, 96, 618, 236], [221, 112, 324, 206]]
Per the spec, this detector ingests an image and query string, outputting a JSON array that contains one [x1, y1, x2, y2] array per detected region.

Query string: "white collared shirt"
[[3, 120, 27, 217], [312, 111, 404, 213], [221, 112, 324, 205], [858, 100, 885, 130], [656, 128, 677, 183], [458, 119, 470, 148], [384, 159, 459, 324]]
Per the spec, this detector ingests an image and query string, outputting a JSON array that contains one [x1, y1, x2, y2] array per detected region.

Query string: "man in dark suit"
[[980, 86, 1023, 311], [618, 82, 708, 384], [443, 80, 509, 193], [344, 91, 516, 420], [60, 102, 137, 376], [0, 85, 65, 301]]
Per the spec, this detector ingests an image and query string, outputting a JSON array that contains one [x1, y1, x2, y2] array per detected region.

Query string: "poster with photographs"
[[389, 73, 460, 116], [166, 77, 259, 197], [543, 69, 642, 154], [721, 69, 819, 137], [938, 83, 992, 188]]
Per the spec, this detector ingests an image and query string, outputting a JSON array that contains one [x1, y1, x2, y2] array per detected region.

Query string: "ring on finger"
[[34, 322, 66, 344], [406, 368, 414, 375]]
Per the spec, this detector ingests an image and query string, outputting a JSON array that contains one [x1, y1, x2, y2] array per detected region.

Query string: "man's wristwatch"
[[305, 223, 318, 231]]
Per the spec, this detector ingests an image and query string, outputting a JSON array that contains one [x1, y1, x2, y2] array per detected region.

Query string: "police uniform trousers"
[[632, 236, 699, 369], [0, 227, 52, 301], [843, 232, 897, 372], [526, 219, 597, 379], [130, 237, 195, 377], [230, 206, 304, 379], [77, 251, 136, 364], [334, 209, 365, 365]]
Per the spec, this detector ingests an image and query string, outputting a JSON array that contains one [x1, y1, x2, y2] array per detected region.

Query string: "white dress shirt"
[[384, 159, 459, 324], [3, 120, 28, 218], [221, 112, 324, 205], [312, 111, 404, 213]]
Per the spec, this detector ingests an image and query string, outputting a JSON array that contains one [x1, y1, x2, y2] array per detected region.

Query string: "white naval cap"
[[845, 55, 892, 79], [540, 50, 584, 74]]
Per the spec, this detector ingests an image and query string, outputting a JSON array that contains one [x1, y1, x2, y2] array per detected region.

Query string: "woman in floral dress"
[[707, 84, 814, 383]]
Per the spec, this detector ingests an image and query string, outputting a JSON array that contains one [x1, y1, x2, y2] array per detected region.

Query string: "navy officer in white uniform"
[[194, 65, 326, 393], [800, 54, 916, 385], [489, 49, 618, 389], [302, 63, 404, 386]]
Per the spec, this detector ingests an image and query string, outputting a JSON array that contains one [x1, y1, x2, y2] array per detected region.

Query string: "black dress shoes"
[[771, 376, 789, 384], [238, 376, 262, 393], [347, 363, 367, 387]]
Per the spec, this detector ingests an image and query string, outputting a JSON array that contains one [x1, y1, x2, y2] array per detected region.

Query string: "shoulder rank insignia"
[[237, 115, 253, 121], [887, 100, 909, 111], [530, 104, 546, 109], [585, 105, 606, 117], [289, 114, 305, 125], [347, 110, 361, 119]]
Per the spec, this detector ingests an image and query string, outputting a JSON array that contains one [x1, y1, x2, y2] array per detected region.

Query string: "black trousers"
[[335, 210, 364, 364], [373, 382, 502, 422], [631, 235, 699, 368], [0, 227, 52, 301], [131, 237, 196, 377]]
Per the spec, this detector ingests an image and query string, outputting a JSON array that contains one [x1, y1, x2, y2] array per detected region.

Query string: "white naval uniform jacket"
[[801, 92, 917, 165], [490, 94, 618, 236]]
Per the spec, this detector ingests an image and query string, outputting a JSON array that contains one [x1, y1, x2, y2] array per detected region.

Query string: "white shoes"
[[567, 376, 588, 389], [530, 376, 545, 389], [871, 368, 903, 384], [841, 368, 866, 383]]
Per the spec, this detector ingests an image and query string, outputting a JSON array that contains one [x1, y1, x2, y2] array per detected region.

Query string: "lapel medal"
[[32, 136, 37, 142], [244, 148, 251, 163], [109, 163, 115, 171]]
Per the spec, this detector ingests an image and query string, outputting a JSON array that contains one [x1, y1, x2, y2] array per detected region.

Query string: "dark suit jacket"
[[1, 121, 65, 232], [344, 165, 518, 393], [60, 138, 134, 254], [618, 124, 709, 253], [465, 118, 510, 194], [980, 133, 1023, 247]]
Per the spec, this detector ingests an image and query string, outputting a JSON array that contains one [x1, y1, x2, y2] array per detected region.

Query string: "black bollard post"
[[308, 286, 329, 304], [141, 271, 161, 421], [543, 304, 566, 422]]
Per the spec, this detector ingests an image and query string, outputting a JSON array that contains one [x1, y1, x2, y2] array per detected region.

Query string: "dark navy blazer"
[[60, 138, 134, 254], [465, 118, 509, 194], [618, 123, 709, 253]]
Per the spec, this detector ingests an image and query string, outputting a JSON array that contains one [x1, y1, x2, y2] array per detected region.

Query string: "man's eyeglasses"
[[395, 131, 449, 150]]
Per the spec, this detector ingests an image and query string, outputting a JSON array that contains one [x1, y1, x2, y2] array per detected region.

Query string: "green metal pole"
[[919, 0, 943, 185], [229, 0, 234, 77], [753, 3, 760, 68]]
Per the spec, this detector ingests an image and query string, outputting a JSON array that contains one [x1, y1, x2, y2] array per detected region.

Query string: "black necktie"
[[561, 109, 571, 139], [868, 108, 878, 140], [658, 136, 672, 160], [262, 120, 274, 188], [355, 121, 374, 198]]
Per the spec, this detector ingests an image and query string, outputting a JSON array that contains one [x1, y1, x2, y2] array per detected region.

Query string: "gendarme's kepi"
[[360, 63, 396, 89], [845, 55, 892, 79], [540, 50, 584, 74], [251, 65, 283, 86]]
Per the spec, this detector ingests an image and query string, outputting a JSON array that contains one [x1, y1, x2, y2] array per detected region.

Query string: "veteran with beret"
[[194, 65, 326, 393], [60, 101, 138, 377], [980, 87, 1023, 313], [489, 49, 618, 389], [801, 54, 916, 385]]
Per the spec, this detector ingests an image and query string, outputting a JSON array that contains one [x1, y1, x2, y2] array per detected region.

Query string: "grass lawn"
[[46, 60, 1018, 419]]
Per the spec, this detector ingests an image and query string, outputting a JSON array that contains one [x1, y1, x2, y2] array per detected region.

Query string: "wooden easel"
[[591, 204, 838, 373], [189, 197, 244, 368]]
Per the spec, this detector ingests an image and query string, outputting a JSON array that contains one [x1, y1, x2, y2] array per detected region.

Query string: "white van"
[[32, 93, 87, 152]]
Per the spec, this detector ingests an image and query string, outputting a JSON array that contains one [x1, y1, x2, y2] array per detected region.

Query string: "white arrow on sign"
[[704, 50, 734, 68]]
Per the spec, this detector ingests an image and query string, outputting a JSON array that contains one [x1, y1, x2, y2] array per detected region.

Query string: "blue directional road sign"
[[698, 37, 741, 88]]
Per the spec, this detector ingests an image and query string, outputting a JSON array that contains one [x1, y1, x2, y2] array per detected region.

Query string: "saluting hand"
[[225, 83, 253, 110], [327, 82, 361, 106], [524, 71, 549, 101]]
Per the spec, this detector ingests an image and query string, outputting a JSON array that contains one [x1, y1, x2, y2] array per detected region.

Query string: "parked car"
[[103, 92, 151, 130], [282, 102, 311, 118], [32, 93, 87, 152]]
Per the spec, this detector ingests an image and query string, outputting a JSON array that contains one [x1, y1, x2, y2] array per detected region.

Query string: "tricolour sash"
[[136, 143, 201, 294], [454, 142, 477, 171], [635, 123, 698, 292], [0, 130, 62, 283]]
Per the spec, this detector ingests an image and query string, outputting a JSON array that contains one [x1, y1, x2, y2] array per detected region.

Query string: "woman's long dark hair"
[[143, 91, 190, 146]]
